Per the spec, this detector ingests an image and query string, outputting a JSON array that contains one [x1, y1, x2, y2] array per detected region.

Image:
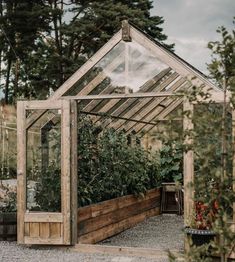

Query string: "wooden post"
[[122, 20, 131, 42], [183, 99, 194, 226], [61, 100, 71, 245], [70, 100, 78, 244], [17, 101, 26, 244]]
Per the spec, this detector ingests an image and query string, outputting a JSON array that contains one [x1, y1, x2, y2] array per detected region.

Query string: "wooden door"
[[17, 100, 77, 245]]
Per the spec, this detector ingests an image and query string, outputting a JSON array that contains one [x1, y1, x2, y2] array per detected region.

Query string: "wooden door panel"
[[17, 100, 74, 245]]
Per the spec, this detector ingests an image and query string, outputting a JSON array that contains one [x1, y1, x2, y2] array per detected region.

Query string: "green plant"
[[77, 117, 161, 206], [158, 140, 183, 183], [0, 185, 17, 212], [34, 164, 61, 212]]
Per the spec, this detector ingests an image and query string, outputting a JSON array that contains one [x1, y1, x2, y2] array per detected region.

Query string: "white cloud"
[[152, 0, 234, 73]]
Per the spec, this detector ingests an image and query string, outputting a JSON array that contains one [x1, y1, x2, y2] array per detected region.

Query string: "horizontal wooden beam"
[[62, 91, 180, 100], [24, 213, 63, 223], [24, 236, 63, 245], [71, 244, 183, 260], [24, 100, 62, 110], [62, 91, 226, 102]]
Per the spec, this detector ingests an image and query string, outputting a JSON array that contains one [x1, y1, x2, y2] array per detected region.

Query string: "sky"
[[152, 0, 235, 74]]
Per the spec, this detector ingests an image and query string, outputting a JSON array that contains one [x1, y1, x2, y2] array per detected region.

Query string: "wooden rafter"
[[120, 80, 188, 134], [138, 98, 184, 135], [110, 73, 181, 130], [50, 30, 122, 100], [130, 25, 221, 92], [88, 68, 172, 123]]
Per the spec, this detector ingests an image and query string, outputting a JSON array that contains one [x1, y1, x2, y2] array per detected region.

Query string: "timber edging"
[[77, 188, 161, 244]]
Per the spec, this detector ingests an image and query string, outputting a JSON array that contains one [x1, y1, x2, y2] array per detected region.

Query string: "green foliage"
[[34, 165, 61, 212], [0, 185, 17, 212], [158, 140, 183, 183], [77, 116, 161, 206], [34, 115, 161, 210]]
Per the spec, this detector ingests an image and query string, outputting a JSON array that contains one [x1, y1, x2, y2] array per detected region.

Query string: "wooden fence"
[[77, 188, 161, 244]]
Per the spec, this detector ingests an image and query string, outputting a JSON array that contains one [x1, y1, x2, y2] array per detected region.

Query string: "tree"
[[0, 0, 173, 103], [0, 0, 52, 103], [207, 18, 235, 262]]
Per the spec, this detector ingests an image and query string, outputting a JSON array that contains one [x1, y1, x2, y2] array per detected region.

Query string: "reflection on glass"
[[26, 110, 61, 212], [63, 40, 170, 98]]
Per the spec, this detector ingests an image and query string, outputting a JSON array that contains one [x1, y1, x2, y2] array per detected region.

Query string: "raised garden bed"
[[77, 188, 161, 244]]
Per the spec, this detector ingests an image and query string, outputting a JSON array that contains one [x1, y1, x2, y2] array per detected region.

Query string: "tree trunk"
[[5, 57, 12, 104]]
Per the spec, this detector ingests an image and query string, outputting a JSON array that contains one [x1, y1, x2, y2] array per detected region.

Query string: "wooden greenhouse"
[[17, 20, 235, 249]]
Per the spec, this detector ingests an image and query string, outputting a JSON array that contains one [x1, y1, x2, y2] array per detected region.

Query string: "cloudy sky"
[[152, 0, 235, 74]]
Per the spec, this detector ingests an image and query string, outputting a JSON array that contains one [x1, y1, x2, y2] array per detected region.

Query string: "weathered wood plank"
[[50, 223, 61, 239], [17, 101, 26, 244], [24, 223, 30, 237], [77, 188, 160, 222], [61, 100, 71, 245], [71, 244, 181, 259], [71, 100, 78, 245], [39, 223, 50, 239], [78, 207, 160, 244], [24, 236, 63, 245], [78, 196, 160, 236], [24, 213, 63, 223], [29, 222, 40, 238]]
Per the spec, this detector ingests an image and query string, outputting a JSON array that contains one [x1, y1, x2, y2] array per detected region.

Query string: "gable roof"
[[40, 20, 224, 134]]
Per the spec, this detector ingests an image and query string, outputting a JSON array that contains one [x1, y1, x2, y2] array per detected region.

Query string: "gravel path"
[[0, 215, 183, 262], [101, 214, 184, 251], [0, 241, 170, 262]]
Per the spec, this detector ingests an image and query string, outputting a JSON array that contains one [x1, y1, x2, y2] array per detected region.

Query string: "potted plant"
[[185, 199, 218, 247], [0, 185, 17, 241]]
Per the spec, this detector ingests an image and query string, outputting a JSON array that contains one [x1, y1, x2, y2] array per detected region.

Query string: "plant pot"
[[185, 227, 216, 247], [0, 212, 17, 241]]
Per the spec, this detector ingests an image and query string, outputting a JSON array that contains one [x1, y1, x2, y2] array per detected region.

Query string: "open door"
[[17, 100, 77, 245]]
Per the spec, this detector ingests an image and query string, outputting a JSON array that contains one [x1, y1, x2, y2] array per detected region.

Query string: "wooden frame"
[[17, 20, 235, 251], [17, 100, 77, 245]]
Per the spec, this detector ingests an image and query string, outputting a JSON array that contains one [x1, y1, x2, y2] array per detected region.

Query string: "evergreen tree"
[[0, 0, 52, 103], [0, 0, 173, 102]]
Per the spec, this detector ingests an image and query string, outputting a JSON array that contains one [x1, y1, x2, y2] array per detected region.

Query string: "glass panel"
[[26, 110, 61, 212], [63, 40, 172, 99]]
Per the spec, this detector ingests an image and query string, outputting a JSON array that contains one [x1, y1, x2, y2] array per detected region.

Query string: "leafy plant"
[[158, 140, 183, 183], [0, 184, 17, 212], [34, 165, 61, 212]]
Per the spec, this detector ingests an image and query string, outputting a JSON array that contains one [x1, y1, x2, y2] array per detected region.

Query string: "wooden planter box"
[[0, 212, 17, 241], [77, 188, 161, 244]]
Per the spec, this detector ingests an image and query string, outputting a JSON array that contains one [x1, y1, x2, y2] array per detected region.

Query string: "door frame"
[[17, 99, 77, 245]]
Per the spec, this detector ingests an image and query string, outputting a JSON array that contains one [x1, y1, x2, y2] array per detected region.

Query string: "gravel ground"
[[101, 214, 184, 251], [0, 215, 183, 262], [0, 241, 169, 262]]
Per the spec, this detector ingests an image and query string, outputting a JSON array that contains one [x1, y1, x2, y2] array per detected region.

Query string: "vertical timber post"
[[61, 100, 71, 245], [17, 101, 26, 244], [70, 100, 78, 244], [183, 99, 194, 226]]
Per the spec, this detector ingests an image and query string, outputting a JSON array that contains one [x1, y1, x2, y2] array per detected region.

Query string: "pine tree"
[[0, 0, 173, 102], [0, 0, 52, 103]]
